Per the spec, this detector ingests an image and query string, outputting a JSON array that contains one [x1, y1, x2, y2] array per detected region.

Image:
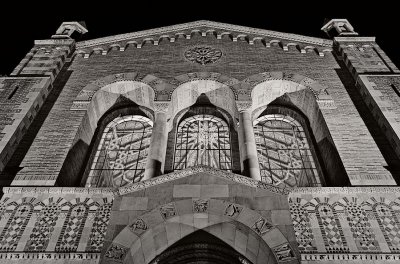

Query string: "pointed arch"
[[315, 202, 349, 253], [0, 198, 36, 251], [86, 197, 114, 252], [241, 72, 345, 186], [335, 197, 380, 252], [85, 115, 153, 187], [253, 111, 322, 187], [61, 72, 170, 186], [169, 72, 240, 130], [288, 197, 317, 253], [173, 114, 232, 171], [101, 199, 296, 264], [24, 197, 68, 252], [55, 198, 97, 252]]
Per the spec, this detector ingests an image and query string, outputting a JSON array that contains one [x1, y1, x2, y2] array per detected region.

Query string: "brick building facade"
[[0, 19, 400, 263]]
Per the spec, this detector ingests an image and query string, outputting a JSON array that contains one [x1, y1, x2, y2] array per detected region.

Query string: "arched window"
[[174, 114, 232, 171], [254, 114, 321, 187], [86, 115, 153, 187]]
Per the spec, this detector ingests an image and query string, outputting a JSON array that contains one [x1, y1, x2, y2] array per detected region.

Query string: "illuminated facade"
[[0, 19, 400, 263]]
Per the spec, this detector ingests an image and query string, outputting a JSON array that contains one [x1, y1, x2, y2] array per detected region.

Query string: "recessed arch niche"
[[247, 73, 348, 186], [58, 75, 157, 187]]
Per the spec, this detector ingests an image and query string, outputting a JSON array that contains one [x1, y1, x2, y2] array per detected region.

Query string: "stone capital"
[[236, 101, 252, 112], [153, 101, 170, 113]]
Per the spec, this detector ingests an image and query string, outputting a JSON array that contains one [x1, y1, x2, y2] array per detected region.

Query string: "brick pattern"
[[289, 188, 400, 258], [335, 41, 393, 78], [358, 76, 400, 160], [11, 39, 74, 81], [0, 190, 113, 256], [0, 77, 51, 172], [12, 34, 393, 187]]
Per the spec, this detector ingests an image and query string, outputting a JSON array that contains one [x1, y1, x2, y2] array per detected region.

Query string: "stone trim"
[[2, 187, 116, 195], [0, 252, 100, 260], [334, 36, 376, 42], [34, 39, 75, 46], [75, 21, 332, 58], [289, 187, 400, 194], [118, 165, 290, 196], [77, 20, 332, 48], [301, 253, 400, 261]]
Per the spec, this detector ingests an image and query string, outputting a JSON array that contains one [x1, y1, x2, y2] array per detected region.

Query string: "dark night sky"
[[0, 3, 398, 75]]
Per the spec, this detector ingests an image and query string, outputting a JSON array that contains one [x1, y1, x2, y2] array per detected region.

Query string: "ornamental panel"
[[184, 46, 223, 65]]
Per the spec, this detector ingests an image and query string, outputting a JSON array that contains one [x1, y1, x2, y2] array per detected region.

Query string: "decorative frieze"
[[0, 193, 113, 254], [0, 252, 100, 259], [2, 187, 115, 195], [118, 165, 290, 196], [289, 188, 400, 258]]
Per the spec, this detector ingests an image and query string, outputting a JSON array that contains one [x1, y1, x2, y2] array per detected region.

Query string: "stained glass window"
[[254, 114, 320, 187], [86, 115, 153, 187], [174, 115, 232, 171]]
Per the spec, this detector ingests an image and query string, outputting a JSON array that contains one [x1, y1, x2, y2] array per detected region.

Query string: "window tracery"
[[254, 114, 320, 187], [174, 115, 232, 171], [86, 115, 153, 187]]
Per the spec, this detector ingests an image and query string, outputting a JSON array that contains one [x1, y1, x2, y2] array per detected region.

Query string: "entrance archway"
[[150, 230, 252, 264], [101, 199, 297, 264]]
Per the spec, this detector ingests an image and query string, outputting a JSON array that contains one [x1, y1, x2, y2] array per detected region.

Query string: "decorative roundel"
[[184, 46, 223, 65]]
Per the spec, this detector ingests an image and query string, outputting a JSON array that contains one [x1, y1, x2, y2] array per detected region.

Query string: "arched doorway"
[[150, 230, 252, 264]]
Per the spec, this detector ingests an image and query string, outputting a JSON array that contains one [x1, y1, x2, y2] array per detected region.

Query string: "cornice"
[[2, 186, 116, 195], [289, 186, 400, 194], [76, 20, 333, 49], [334, 36, 376, 42]]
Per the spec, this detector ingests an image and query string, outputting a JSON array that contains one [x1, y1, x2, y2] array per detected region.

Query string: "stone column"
[[143, 103, 169, 180], [238, 106, 261, 181]]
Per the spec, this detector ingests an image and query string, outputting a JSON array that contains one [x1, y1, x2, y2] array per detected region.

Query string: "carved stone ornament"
[[105, 244, 127, 260], [184, 46, 223, 65], [129, 218, 148, 235], [224, 203, 243, 218], [193, 199, 209, 213], [252, 217, 273, 235], [272, 243, 296, 262], [159, 203, 177, 220]]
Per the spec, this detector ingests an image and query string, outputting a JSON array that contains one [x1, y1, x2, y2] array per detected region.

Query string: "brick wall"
[[12, 34, 394, 186]]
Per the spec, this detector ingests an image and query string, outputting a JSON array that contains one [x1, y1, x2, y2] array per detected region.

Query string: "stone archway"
[[150, 229, 255, 264], [169, 72, 240, 131], [101, 199, 297, 264]]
